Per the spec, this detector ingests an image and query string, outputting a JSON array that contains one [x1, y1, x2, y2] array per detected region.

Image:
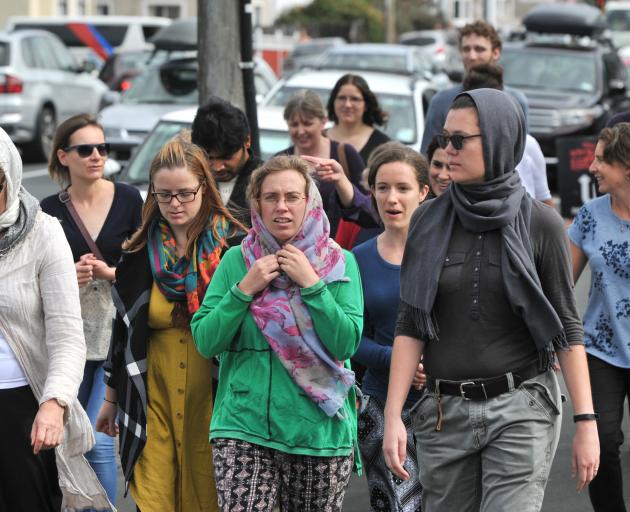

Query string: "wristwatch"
[[573, 413, 599, 422]]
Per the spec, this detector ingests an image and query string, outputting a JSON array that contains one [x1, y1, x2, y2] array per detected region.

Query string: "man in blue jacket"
[[420, 20, 528, 154]]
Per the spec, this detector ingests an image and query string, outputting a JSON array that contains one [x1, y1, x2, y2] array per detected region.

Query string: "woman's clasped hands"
[[238, 244, 320, 296]]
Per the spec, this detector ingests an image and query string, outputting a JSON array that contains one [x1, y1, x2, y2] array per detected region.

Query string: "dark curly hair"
[[192, 96, 250, 158], [326, 74, 388, 127], [459, 20, 502, 52], [598, 123, 630, 169]]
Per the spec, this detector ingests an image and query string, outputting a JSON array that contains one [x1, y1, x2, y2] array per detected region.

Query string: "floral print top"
[[568, 195, 630, 366]]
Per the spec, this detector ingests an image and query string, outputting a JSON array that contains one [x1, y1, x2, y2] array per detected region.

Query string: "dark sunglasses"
[[64, 143, 110, 158], [436, 133, 481, 151]]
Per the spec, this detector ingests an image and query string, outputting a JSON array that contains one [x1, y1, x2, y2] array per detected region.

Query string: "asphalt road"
[[22, 162, 628, 511]]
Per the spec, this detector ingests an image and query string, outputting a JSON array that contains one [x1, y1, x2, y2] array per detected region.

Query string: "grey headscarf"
[[400, 88, 567, 369], [0, 127, 40, 258]]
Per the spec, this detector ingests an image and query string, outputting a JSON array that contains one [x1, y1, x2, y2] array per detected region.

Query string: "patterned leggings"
[[358, 395, 422, 512], [212, 438, 354, 512]]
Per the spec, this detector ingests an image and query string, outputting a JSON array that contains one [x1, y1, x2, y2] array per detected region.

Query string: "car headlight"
[[559, 106, 604, 128]]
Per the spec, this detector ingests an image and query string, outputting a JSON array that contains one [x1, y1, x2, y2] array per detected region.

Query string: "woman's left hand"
[[31, 399, 65, 454], [572, 420, 600, 491], [277, 244, 320, 288]]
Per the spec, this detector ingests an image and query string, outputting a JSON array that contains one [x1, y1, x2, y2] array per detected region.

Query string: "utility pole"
[[384, 0, 396, 44], [198, 0, 244, 108]]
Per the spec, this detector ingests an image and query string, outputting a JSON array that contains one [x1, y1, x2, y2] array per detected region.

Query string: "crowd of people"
[[1, 17, 628, 512]]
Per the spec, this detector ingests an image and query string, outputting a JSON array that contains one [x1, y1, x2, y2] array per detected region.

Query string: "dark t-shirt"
[[359, 128, 390, 164], [41, 182, 143, 266], [396, 200, 583, 380]]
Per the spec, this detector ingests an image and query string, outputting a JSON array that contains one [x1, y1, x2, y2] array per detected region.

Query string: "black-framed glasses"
[[151, 182, 204, 203], [437, 133, 481, 150], [63, 143, 110, 158], [259, 192, 306, 206]]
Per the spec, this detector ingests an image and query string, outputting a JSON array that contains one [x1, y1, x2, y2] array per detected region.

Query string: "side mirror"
[[100, 91, 121, 110]]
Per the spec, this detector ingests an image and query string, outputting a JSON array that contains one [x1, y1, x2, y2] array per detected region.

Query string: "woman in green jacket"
[[192, 155, 363, 512]]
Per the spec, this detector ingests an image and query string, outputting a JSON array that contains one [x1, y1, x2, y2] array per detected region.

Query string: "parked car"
[[261, 68, 443, 152], [399, 29, 463, 76], [99, 17, 278, 164], [500, 3, 630, 181], [98, 49, 163, 91], [0, 29, 109, 160], [606, 1, 630, 48], [100, 54, 277, 163], [282, 37, 345, 75]]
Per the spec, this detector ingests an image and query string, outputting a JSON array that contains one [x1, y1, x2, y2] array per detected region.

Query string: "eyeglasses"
[[436, 133, 481, 150], [0, 176, 5, 193], [64, 143, 110, 158], [259, 192, 306, 206], [335, 95, 364, 104], [151, 183, 204, 203]]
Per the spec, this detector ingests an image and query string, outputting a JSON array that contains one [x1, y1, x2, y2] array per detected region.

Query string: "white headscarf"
[[0, 127, 23, 229]]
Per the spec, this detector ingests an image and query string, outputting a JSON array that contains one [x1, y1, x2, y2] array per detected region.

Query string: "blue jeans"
[[78, 360, 117, 509]]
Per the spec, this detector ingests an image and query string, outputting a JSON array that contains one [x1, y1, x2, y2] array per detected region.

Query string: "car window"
[[47, 37, 78, 71], [20, 38, 37, 67], [259, 129, 291, 160], [404, 36, 437, 46], [321, 52, 409, 73], [501, 48, 598, 93], [30, 36, 63, 70], [266, 85, 417, 144], [0, 42, 9, 66], [122, 63, 198, 105], [123, 121, 191, 184]]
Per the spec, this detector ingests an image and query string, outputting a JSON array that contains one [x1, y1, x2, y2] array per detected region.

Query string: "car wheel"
[[25, 106, 56, 162]]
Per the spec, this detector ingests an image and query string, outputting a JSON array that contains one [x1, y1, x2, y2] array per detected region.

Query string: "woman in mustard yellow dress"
[[96, 135, 245, 511]]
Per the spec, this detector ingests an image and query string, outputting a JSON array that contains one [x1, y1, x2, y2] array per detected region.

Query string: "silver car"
[[0, 30, 109, 160]]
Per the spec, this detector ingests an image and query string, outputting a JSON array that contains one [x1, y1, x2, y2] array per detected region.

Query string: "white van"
[[606, 2, 630, 47], [6, 16, 171, 68]]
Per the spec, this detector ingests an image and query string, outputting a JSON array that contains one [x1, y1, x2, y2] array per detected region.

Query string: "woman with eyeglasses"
[[95, 135, 245, 511], [191, 155, 364, 511], [0, 127, 111, 510], [41, 113, 143, 507], [383, 89, 598, 510], [326, 74, 390, 164]]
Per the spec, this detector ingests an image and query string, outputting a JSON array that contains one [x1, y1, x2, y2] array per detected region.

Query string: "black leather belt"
[[426, 361, 543, 401]]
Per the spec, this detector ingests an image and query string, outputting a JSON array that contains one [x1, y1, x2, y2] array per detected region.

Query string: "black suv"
[[500, 3, 630, 184]]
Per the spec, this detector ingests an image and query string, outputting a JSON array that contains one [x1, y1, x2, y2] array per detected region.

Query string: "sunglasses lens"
[[97, 144, 109, 156], [450, 135, 463, 150], [76, 144, 109, 157]]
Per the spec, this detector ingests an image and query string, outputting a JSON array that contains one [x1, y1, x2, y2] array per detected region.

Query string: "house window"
[[97, 4, 110, 15], [149, 5, 181, 19], [58, 0, 68, 15], [78, 0, 86, 15]]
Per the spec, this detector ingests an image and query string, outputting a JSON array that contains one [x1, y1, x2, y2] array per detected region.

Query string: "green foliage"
[[276, 0, 384, 42]]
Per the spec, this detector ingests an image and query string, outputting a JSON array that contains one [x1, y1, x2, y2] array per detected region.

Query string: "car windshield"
[[123, 121, 191, 184], [266, 86, 417, 144], [501, 48, 598, 93], [122, 64, 198, 105], [260, 130, 291, 160], [320, 52, 410, 74]]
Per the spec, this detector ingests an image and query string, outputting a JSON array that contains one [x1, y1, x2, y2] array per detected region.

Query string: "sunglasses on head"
[[64, 143, 110, 158], [436, 133, 481, 151]]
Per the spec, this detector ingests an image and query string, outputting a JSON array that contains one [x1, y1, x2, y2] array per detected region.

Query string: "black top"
[[359, 128, 390, 163], [275, 140, 365, 237], [40, 182, 143, 266], [396, 201, 583, 380]]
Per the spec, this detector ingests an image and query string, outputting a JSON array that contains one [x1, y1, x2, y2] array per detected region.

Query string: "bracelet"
[[104, 398, 117, 405], [574, 413, 599, 422]]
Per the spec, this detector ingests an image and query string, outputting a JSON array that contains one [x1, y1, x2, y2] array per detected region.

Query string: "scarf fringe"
[[410, 308, 440, 343], [538, 331, 569, 371]]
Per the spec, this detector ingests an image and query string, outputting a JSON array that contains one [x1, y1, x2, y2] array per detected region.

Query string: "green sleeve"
[[300, 251, 364, 361], [191, 247, 252, 358]]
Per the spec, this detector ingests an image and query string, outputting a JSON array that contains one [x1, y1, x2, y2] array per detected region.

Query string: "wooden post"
[[198, 0, 245, 108]]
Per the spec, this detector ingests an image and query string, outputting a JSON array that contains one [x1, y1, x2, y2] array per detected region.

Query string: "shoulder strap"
[[58, 189, 105, 261], [337, 143, 351, 178]]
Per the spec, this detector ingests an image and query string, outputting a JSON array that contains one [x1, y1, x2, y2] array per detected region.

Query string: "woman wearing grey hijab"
[[0, 128, 111, 510], [382, 89, 599, 511]]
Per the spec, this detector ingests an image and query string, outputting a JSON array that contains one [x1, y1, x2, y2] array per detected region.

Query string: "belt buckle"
[[459, 381, 476, 400]]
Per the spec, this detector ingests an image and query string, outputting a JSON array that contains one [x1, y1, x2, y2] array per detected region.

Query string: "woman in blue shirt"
[[569, 123, 630, 512], [352, 142, 429, 511]]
